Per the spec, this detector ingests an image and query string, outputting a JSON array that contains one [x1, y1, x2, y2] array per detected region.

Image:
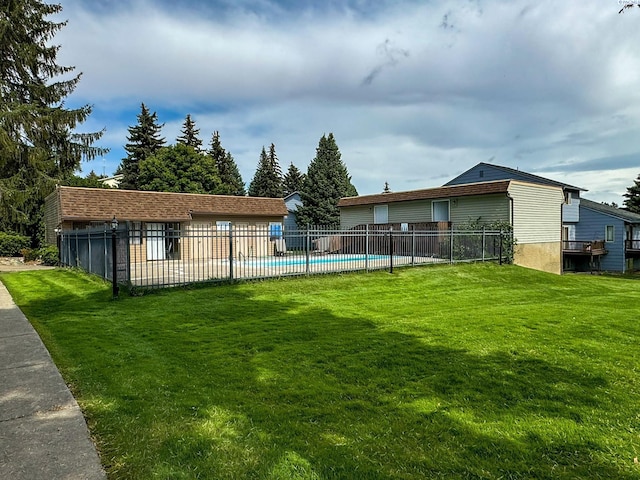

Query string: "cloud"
[[55, 0, 640, 205]]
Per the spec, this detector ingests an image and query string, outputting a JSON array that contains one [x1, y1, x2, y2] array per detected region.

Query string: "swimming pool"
[[247, 254, 391, 268]]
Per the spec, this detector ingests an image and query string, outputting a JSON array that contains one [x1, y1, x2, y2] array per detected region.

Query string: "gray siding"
[[451, 194, 509, 226], [576, 207, 625, 272], [389, 200, 432, 224], [340, 205, 373, 229]]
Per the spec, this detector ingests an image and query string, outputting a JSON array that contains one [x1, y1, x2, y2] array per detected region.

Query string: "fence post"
[[499, 230, 503, 265], [305, 225, 310, 274], [411, 226, 415, 266], [229, 223, 234, 280], [389, 226, 394, 274], [482, 227, 486, 262], [111, 222, 119, 298], [450, 229, 454, 264], [365, 225, 369, 272]]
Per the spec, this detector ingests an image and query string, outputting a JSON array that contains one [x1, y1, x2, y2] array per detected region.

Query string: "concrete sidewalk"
[[0, 278, 106, 479]]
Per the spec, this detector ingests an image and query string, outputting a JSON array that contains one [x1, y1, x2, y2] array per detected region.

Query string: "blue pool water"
[[248, 254, 390, 267]]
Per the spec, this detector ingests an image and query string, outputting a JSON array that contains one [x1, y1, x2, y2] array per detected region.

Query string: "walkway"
[[0, 271, 106, 479]]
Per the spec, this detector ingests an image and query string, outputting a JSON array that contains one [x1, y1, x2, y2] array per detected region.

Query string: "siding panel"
[[451, 195, 509, 226], [508, 182, 563, 244]]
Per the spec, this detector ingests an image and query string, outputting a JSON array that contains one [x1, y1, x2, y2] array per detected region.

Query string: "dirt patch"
[[0, 257, 56, 273]]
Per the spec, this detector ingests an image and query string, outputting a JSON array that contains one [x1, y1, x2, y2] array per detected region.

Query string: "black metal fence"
[[58, 224, 511, 290]]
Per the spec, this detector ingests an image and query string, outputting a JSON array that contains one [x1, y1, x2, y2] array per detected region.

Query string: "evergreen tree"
[[207, 131, 245, 196], [176, 114, 202, 151], [283, 162, 305, 196], [248, 143, 283, 198], [623, 173, 640, 213], [119, 103, 165, 190], [138, 144, 220, 194], [296, 133, 358, 227], [0, 0, 106, 244]]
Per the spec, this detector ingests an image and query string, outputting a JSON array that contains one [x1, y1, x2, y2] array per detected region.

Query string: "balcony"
[[563, 240, 607, 256], [626, 239, 640, 256]]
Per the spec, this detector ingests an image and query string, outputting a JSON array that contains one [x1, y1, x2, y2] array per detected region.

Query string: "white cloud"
[[60, 0, 640, 203]]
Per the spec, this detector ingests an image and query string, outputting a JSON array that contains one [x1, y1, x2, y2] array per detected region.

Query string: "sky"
[[54, 0, 640, 204]]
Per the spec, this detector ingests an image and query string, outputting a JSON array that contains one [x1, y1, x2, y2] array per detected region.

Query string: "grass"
[[2, 263, 640, 479]]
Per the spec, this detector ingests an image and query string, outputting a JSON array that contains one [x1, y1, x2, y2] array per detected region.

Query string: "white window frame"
[[605, 225, 615, 243], [216, 221, 230, 232], [432, 200, 450, 222], [374, 205, 389, 224]]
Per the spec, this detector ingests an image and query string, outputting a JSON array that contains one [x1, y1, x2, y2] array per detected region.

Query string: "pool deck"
[[128, 254, 446, 287]]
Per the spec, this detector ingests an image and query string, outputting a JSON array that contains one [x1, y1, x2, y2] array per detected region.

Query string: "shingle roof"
[[445, 162, 586, 191], [52, 186, 288, 221], [580, 198, 640, 223], [338, 180, 512, 207]]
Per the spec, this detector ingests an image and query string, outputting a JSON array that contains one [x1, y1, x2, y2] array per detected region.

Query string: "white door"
[[146, 223, 165, 260]]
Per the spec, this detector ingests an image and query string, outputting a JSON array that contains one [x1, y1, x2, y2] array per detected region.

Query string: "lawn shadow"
[[6, 270, 637, 479]]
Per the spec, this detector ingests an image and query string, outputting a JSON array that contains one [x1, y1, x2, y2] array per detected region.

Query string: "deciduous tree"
[[138, 144, 220, 194]]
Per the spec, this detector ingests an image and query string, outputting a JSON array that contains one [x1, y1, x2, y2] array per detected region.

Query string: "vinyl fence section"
[[58, 224, 510, 290]]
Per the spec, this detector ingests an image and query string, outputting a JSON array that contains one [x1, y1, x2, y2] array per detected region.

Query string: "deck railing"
[[563, 240, 605, 253], [625, 239, 640, 251], [58, 224, 511, 290]]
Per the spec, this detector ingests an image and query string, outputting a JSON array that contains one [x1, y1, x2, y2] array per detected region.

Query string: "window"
[[216, 221, 230, 231], [130, 221, 142, 245], [432, 200, 450, 222], [605, 225, 615, 243], [374, 205, 388, 224], [269, 222, 283, 239]]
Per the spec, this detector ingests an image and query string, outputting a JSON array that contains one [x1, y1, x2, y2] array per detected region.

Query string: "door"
[[146, 223, 165, 261]]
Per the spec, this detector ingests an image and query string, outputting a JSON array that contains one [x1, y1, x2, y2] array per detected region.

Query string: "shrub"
[[0, 232, 31, 256], [38, 245, 59, 266]]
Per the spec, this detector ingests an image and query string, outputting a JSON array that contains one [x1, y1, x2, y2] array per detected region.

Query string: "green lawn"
[[2, 264, 640, 479]]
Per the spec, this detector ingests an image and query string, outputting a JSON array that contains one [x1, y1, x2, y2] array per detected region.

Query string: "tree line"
[[115, 103, 358, 227], [2, 0, 640, 249]]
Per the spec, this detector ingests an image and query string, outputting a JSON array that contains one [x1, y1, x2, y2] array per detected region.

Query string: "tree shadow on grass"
[[7, 271, 638, 479]]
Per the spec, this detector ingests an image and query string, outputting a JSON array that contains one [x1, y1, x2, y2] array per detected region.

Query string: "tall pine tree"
[[623, 173, 640, 213], [283, 162, 305, 196], [0, 0, 106, 244], [248, 143, 283, 198], [207, 131, 245, 196], [296, 133, 357, 227], [119, 103, 165, 190], [176, 114, 202, 151]]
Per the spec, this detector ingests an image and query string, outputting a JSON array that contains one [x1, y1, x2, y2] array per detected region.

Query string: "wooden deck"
[[563, 240, 607, 256]]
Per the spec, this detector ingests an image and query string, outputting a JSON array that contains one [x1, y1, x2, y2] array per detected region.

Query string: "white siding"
[[508, 181, 563, 244]]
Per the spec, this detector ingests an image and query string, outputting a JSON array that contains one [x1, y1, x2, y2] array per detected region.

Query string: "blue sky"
[[56, 0, 640, 203]]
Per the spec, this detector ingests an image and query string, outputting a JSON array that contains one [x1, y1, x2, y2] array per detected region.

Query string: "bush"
[[0, 232, 31, 256], [38, 245, 59, 266]]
